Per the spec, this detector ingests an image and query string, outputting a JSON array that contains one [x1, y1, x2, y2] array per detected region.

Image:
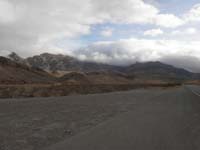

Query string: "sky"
[[1, 0, 200, 72]]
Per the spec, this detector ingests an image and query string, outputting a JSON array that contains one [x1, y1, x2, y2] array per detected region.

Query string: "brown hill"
[[59, 71, 135, 85], [59, 72, 90, 84], [0, 56, 55, 84], [125, 61, 200, 82], [85, 71, 134, 84]]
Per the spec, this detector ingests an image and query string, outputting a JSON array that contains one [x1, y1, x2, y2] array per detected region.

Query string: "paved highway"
[[45, 85, 200, 150]]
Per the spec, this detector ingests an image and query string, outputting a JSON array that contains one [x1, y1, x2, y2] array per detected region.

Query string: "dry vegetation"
[[0, 82, 181, 98], [185, 80, 200, 85]]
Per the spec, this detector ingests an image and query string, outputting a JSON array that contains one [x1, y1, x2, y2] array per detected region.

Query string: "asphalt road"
[[45, 85, 200, 150], [0, 87, 166, 150]]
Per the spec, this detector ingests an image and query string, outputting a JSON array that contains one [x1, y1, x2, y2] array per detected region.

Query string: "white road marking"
[[186, 86, 200, 97]]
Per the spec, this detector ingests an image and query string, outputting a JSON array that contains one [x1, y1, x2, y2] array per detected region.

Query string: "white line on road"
[[185, 86, 200, 97]]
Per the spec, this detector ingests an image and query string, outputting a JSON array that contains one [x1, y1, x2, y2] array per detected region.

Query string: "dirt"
[[0, 83, 180, 98]]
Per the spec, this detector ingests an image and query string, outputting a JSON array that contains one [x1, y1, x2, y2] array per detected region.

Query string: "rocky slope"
[[0, 56, 55, 84], [26, 53, 121, 72]]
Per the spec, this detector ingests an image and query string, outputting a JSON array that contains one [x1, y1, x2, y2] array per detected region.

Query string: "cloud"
[[184, 4, 200, 22], [0, 0, 103, 56], [154, 14, 184, 28], [186, 27, 197, 34], [92, 0, 184, 28], [171, 27, 197, 36], [0, 0, 16, 23], [91, 0, 159, 24], [0, 0, 188, 57], [0, 50, 11, 57], [73, 38, 200, 72], [144, 28, 163, 36], [100, 28, 113, 37]]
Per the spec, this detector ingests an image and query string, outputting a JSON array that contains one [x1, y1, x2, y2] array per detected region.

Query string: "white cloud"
[[184, 4, 200, 22], [154, 14, 184, 28], [144, 28, 163, 36], [0, 0, 16, 23], [0, 0, 96, 56], [73, 38, 200, 72], [0, 50, 11, 57], [171, 27, 197, 36], [91, 0, 159, 24], [185, 27, 197, 34], [171, 30, 181, 35], [0, 0, 188, 57], [92, 0, 184, 28], [100, 28, 113, 37]]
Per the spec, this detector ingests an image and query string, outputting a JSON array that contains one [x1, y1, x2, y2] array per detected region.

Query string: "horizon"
[[0, 0, 200, 72], [3, 51, 198, 74]]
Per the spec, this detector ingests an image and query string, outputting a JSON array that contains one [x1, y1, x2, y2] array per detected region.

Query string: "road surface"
[[45, 85, 200, 150]]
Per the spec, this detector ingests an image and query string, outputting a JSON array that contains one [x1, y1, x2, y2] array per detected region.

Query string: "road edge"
[[184, 85, 200, 97]]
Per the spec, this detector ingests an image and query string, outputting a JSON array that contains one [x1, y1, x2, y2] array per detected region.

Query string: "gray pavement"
[[45, 85, 200, 150]]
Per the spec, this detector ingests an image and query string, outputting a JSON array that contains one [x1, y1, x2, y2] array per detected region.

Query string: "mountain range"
[[0, 52, 199, 98], [0, 51, 198, 86], [8, 52, 120, 72], [5, 52, 200, 83]]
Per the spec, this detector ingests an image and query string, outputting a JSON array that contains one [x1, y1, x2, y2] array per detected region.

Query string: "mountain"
[[7, 52, 28, 65], [26, 53, 121, 72], [125, 61, 199, 81], [0, 56, 55, 84], [4, 52, 200, 83], [59, 71, 134, 85]]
